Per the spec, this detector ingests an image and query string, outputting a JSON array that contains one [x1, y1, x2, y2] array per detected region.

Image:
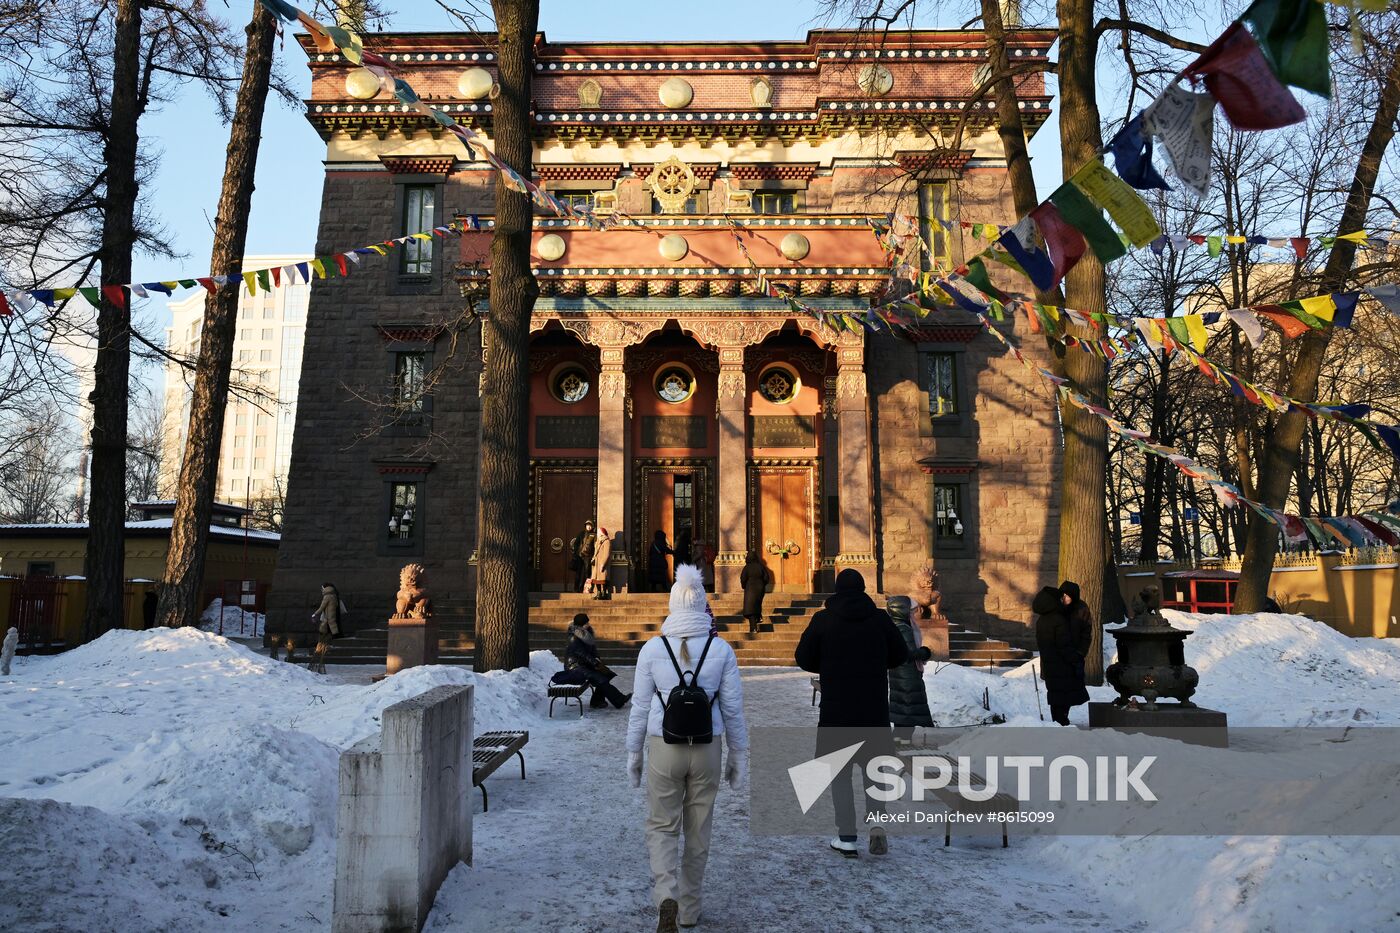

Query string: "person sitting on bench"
[[552, 614, 631, 709]]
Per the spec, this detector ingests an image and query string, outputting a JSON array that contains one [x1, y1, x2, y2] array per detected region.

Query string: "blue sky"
[[130, 0, 1073, 329]]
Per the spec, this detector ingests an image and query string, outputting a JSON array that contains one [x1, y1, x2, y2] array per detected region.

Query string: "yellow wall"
[[1117, 555, 1400, 639]]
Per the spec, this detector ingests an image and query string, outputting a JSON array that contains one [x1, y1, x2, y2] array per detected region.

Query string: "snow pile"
[[199, 598, 266, 637]]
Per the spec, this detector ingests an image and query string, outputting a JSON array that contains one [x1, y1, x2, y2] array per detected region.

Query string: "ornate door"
[[533, 466, 597, 591], [755, 468, 813, 592]]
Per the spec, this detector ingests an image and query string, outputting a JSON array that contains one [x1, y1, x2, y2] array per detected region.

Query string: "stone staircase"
[[323, 592, 1032, 669]]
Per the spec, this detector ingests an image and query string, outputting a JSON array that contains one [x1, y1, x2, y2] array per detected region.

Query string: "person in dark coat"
[[885, 596, 934, 737], [739, 551, 772, 634], [142, 588, 159, 630], [648, 531, 674, 592], [1034, 586, 1089, 725], [795, 569, 908, 857], [1060, 579, 1094, 660], [552, 613, 630, 709], [569, 521, 597, 592], [674, 527, 693, 567]]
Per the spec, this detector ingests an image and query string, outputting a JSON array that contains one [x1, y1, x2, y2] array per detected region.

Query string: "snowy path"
[[425, 667, 1124, 933]]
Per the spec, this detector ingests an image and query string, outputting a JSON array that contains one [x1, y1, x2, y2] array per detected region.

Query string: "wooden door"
[[757, 470, 812, 592], [536, 469, 596, 591], [645, 472, 675, 590]]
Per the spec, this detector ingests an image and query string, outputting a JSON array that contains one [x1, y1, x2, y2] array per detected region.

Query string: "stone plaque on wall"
[[536, 415, 599, 449], [751, 415, 816, 448], [642, 416, 707, 449]]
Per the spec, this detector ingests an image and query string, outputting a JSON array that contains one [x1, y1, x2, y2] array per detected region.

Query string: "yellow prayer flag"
[[311, 259, 326, 280], [1070, 159, 1162, 247], [412, 233, 433, 242], [367, 245, 387, 256], [1184, 314, 1208, 353], [1298, 294, 1336, 322], [53, 287, 77, 300], [243, 271, 257, 295], [1226, 235, 1246, 244], [1338, 231, 1369, 243]]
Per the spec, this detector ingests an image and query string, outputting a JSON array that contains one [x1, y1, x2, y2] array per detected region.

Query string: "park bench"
[[913, 751, 1015, 848], [548, 682, 592, 717], [810, 677, 820, 706], [471, 730, 528, 813]]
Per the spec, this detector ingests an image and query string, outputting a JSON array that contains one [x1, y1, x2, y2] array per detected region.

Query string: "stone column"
[[714, 346, 748, 592], [597, 345, 629, 592], [835, 337, 878, 584]]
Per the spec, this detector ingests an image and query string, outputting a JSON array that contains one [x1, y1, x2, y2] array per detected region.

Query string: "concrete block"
[[333, 684, 474, 933]]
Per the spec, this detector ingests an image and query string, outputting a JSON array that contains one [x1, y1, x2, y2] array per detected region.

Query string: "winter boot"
[[657, 897, 680, 933], [868, 827, 889, 856], [829, 837, 858, 859]]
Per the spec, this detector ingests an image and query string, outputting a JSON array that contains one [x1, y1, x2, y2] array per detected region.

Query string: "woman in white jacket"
[[627, 564, 749, 933]]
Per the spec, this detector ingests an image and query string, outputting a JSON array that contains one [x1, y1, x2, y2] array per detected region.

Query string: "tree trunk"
[[156, 4, 278, 628], [83, 0, 143, 641], [1234, 41, 1400, 611], [981, 0, 1041, 220], [1055, 0, 1110, 683], [474, 0, 539, 672]]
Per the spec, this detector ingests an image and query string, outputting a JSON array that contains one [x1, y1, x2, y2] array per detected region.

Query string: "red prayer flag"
[[1188, 234, 1207, 245], [1255, 306, 1312, 338], [271, 266, 281, 288], [0, 292, 10, 316], [1354, 516, 1399, 546], [1183, 23, 1305, 131], [196, 277, 216, 292], [101, 285, 127, 309], [333, 254, 349, 276], [1028, 202, 1087, 290], [1289, 237, 1310, 259]]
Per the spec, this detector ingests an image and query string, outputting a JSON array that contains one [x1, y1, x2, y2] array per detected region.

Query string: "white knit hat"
[[662, 564, 712, 637]]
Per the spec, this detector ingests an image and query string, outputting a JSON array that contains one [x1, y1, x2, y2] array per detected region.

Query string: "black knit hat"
[[835, 568, 866, 592]]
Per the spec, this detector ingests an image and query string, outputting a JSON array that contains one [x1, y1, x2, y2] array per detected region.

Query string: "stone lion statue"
[[394, 563, 432, 619], [909, 559, 944, 620]]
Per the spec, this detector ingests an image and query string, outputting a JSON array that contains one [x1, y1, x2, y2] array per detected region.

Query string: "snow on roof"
[[0, 519, 279, 541]]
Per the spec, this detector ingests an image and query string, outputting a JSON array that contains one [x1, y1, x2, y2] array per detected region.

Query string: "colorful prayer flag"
[[1184, 23, 1305, 131]]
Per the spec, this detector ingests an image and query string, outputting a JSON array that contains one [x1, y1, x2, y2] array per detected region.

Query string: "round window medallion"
[[345, 69, 380, 100], [655, 365, 695, 404], [551, 366, 591, 404], [537, 233, 567, 261], [759, 365, 800, 404], [458, 67, 493, 99]]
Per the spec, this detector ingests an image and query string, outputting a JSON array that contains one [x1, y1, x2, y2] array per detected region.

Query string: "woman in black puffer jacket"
[[886, 595, 934, 736]]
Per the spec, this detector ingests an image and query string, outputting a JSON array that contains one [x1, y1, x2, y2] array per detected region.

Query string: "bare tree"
[[474, 0, 540, 673], [0, 408, 78, 523], [157, 2, 280, 629], [125, 382, 166, 503]]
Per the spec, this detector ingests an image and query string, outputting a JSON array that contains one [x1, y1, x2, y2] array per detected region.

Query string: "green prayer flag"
[[1279, 299, 1326, 329], [178, 279, 198, 289], [962, 257, 1005, 301], [1048, 183, 1127, 265], [1165, 316, 1193, 346], [1242, 0, 1331, 98], [78, 286, 101, 308], [1208, 236, 1223, 258], [256, 270, 272, 292]]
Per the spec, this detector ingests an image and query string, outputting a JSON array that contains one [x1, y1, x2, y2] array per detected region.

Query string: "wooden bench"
[[471, 730, 528, 813], [548, 682, 591, 717], [810, 677, 821, 706], [918, 752, 1015, 849]]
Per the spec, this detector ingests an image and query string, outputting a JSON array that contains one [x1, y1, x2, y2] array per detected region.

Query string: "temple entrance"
[[636, 462, 712, 591], [752, 465, 815, 592], [532, 464, 597, 591]]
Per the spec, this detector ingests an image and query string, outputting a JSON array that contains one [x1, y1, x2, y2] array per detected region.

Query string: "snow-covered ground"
[[1, 612, 1398, 932], [198, 598, 266, 638]]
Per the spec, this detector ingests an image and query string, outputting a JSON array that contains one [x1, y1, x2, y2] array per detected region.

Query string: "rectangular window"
[[395, 352, 427, 413], [253, 457, 265, 470], [238, 350, 250, 362], [239, 328, 250, 341], [918, 181, 953, 273], [235, 413, 247, 426], [259, 349, 272, 362], [254, 435, 266, 448], [401, 185, 435, 275], [934, 484, 965, 544], [234, 436, 245, 448], [256, 413, 269, 426], [388, 482, 418, 541], [251, 479, 263, 493], [231, 457, 244, 470], [927, 352, 958, 418], [752, 191, 797, 215], [556, 192, 596, 210], [261, 328, 273, 341], [262, 306, 274, 319]]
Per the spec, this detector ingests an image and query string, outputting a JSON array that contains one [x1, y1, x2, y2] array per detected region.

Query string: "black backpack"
[[656, 634, 718, 745]]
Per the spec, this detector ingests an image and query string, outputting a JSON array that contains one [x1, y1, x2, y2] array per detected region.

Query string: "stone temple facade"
[[267, 28, 1062, 644]]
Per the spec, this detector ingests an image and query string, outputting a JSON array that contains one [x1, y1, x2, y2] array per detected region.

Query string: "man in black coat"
[[795, 569, 909, 857], [1034, 585, 1090, 725]]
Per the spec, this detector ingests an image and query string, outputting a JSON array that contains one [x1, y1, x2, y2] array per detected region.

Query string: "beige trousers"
[[645, 735, 723, 924]]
